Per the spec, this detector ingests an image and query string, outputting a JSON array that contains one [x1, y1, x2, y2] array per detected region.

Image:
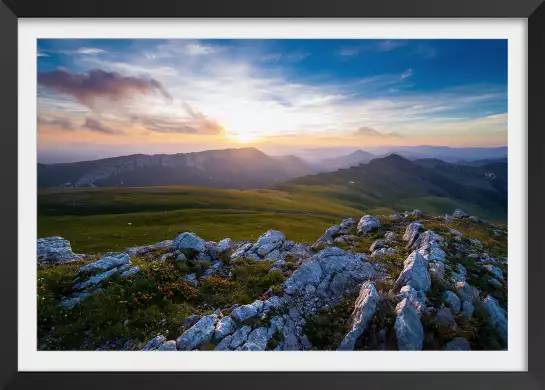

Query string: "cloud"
[[400, 68, 413, 80], [355, 126, 403, 139], [60, 47, 106, 55], [37, 114, 75, 130], [83, 117, 123, 135], [37, 52, 50, 57], [414, 43, 437, 59], [378, 40, 406, 52], [184, 43, 219, 55], [38, 68, 172, 109], [131, 103, 224, 135]]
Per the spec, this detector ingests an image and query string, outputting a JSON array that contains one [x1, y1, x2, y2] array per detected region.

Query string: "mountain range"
[[38, 147, 318, 189]]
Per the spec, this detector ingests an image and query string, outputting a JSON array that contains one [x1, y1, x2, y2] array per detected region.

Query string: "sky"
[[37, 39, 508, 163]]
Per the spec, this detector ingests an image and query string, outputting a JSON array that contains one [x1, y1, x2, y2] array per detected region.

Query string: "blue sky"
[[37, 39, 507, 162]]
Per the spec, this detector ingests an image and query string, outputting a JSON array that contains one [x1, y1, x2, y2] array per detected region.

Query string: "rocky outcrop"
[[394, 298, 424, 350], [38, 237, 82, 265], [338, 282, 380, 350], [176, 312, 219, 350], [452, 209, 469, 219], [403, 222, 422, 247], [171, 232, 206, 256], [394, 251, 431, 293], [442, 291, 461, 313]]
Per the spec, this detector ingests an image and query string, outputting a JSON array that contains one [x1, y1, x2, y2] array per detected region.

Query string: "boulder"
[[73, 267, 119, 290], [253, 230, 285, 255], [384, 231, 397, 243], [230, 301, 260, 322], [445, 337, 471, 350], [216, 238, 233, 254], [484, 264, 504, 280], [369, 240, 385, 252], [482, 296, 507, 343], [283, 261, 323, 295], [357, 215, 381, 234], [157, 340, 177, 351], [371, 247, 395, 257], [460, 300, 474, 322], [229, 326, 252, 349], [37, 237, 82, 265], [59, 288, 103, 309], [214, 316, 236, 341], [239, 327, 270, 351], [394, 251, 431, 293], [390, 214, 405, 222], [338, 282, 380, 350], [394, 298, 424, 350], [442, 291, 461, 314], [120, 266, 140, 278], [436, 307, 454, 327], [488, 277, 503, 289], [79, 253, 131, 273], [184, 273, 199, 287], [176, 313, 219, 350], [142, 335, 166, 351], [403, 222, 423, 246], [170, 232, 206, 256], [396, 285, 426, 315], [452, 209, 469, 219], [428, 261, 445, 281], [454, 281, 474, 301]]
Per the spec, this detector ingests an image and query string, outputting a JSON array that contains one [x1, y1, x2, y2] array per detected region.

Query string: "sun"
[[226, 131, 260, 144]]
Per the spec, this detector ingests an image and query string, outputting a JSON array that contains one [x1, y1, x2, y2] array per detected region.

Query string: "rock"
[[412, 230, 444, 251], [369, 240, 385, 252], [184, 273, 199, 287], [403, 222, 422, 246], [396, 285, 426, 315], [263, 296, 282, 315], [357, 215, 381, 234], [73, 267, 119, 290], [314, 226, 341, 246], [216, 238, 233, 254], [448, 228, 462, 239], [454, 281, 473, 301], [445, 337, 471, 350], [338, 282, 380, 350], [230, 302, 260, 322], [214, 316, 236, 341], [469, 238, 483, 248], [452, 209, 469, 219], [254, 230, 285, 255], [394, 298, 424, 350], [390, 214, 405, 222], [37, 237, 82, 265], [214, 335, 234, 350], [142, 335, 166, 351], [201, 261, 223, 279], [384, 231, 397, 243], [120, 266, 140, 278], [229, 326, 252, 349], [482, 296, 507, 343], [231, 243, 253, 261], [59, 288, 103, 309], [428, 261, 445, 281], [179, 314, 202, 330], [339, 218, 356, 232], [442, 291, 461, 313], [460, 300, 474, 322], [300, 335, 313, 350], [283, 261, 323, 295], [171, 232, 206, 256], [157, 340, 177, 351], [488, 277, 502, 288], [484, 264, 504, 280], [394, 251, 431, 293], [240, 327, 270, 350], [436, 307, 454, 327], [408, 209, 425, 217], [371, 247, 395, 257], [265, 249, 282, 262], [79, 253, 131, 273], [176, 313, 219, 350]]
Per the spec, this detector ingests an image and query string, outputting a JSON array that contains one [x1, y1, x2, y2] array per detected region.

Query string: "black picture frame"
[[0, 1, 542, 389]]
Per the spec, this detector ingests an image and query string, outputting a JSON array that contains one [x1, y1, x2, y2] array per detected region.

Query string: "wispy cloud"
[[400, 68, 413, 80], [38, 68, 172, 110], [354, 126, 403, 139], [83, 117, 123, 135]]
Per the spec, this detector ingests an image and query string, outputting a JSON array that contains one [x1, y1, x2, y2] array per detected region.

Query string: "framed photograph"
[[1, 0, 543, 389]]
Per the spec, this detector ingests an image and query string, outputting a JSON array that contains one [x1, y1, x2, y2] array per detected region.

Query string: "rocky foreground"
[[37, 208, 507, 351]]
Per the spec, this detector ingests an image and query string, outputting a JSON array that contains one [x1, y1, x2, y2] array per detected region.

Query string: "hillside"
[[37, 210, 508, 351], [38, 147, 317, 190], [284, 154, 507, 220], [317, 150, 376, 171]]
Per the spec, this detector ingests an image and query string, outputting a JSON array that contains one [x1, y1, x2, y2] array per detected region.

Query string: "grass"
[[37, 257, 286, 350]]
